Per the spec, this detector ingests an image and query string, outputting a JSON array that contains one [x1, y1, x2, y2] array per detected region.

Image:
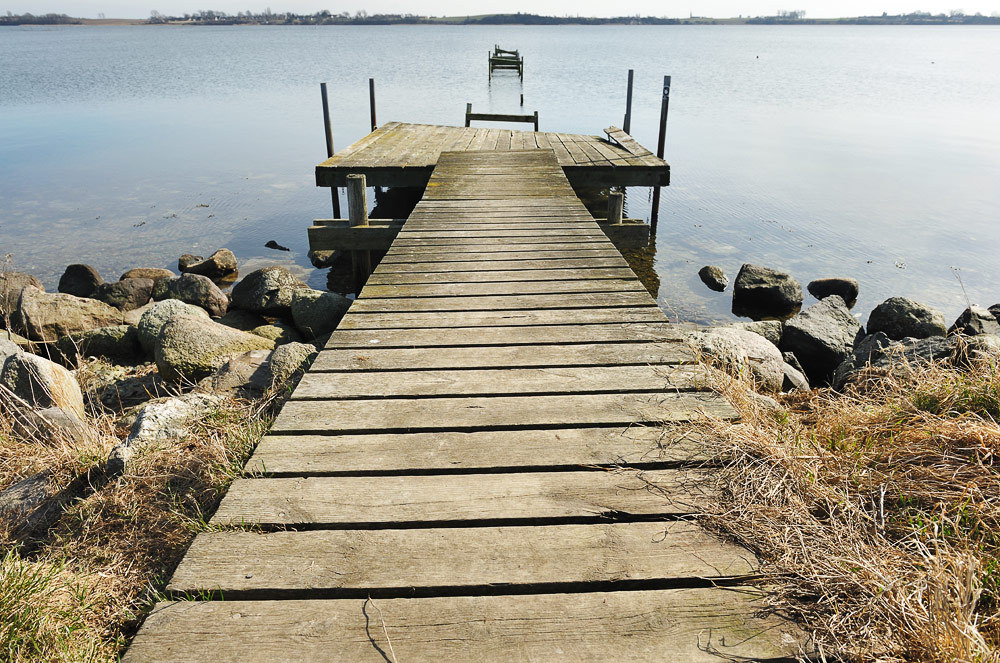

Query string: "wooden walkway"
[[315, 121, 669, 188], [124, 150, 807, 661]]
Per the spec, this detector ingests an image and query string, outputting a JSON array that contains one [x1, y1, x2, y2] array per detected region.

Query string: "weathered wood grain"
[[358, 279, 644, 298], [125, 589, 810, 663], [364, 267, 638, 284], [346, 291, 656, 313], [336, 307, 668, 329], [168, 522, 757, 597], [211, 468, 712, 527], [247, 425, 715, 475]]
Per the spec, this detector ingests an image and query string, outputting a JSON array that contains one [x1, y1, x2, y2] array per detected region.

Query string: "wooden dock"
[[123, 150, 808, 661]]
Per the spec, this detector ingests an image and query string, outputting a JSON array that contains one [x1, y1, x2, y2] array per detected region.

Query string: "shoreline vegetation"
[[3, 10, 1000, 27]]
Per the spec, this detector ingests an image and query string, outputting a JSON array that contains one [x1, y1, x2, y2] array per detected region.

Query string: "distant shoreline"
[[3, 12, 1000, 27]]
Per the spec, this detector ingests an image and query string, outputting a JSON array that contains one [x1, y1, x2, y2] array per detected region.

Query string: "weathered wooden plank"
[[168, 522, 756, 597], [382, 247, 622, 261], [211, 468, 712, 527], [346, 291, 656, 313], [247, 425, 713, 475], [309, 341, 692, 371], [294, 365, 707, 399], [336, 307, 668, 329], [323, 322, 685, 349], [372, 257, 630, 272], [270, 392, 735, 434], [358, 279, 644, 298], [364, 267, 638, 284], [125, 589, 809, 663]]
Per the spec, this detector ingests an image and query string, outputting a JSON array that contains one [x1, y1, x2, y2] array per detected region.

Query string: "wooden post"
[[368, 78, 377, 132], [623, 69, 634, 135], [347, 174, 371, 292], [320, 82, 341, 218], [650, 75, 671, 230], [465, 103, 472, 127], [532, 110, 539, 132], [607, 192, 624, 225]]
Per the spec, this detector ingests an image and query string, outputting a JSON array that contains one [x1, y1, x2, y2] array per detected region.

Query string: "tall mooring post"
[[346, 173, 371, 292], [320, 83, 341, 218], [650, 75, 671, 230], [368, 78, 377, 133], [623, 69, 634, 135]]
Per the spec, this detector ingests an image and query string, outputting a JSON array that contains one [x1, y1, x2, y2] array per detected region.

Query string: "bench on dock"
[[488, 44, 523, 79], [465, 102, 539, 131]]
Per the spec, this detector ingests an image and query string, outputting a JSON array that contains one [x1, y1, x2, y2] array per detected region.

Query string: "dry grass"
[[0, 383, 278, 662], [700, 355, 1000, 662]]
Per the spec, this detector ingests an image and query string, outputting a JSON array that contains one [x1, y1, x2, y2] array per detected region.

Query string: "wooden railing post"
[[607, 192, 624, 225], [465, 103, 472, 127], [368, 78, 377, 132], [623, 69, 634, 135], [532, 110, 539, 132], [320, 82, 341, 218]]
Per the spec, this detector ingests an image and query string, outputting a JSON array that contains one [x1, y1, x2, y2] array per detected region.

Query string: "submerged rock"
[[780, 295, 862, 385], [731, 263, 802, 321], [57, 264, 102, 298], [230, 267, 307, 317], [152, 273, 228, 317], [265, 240, 291, 252], [807, 277, 859, 307], [688, 327, 785, 392], [948, 306, 1000, 337], [154, 314, 274, 383], [177, 254, 203, 271], [697, 265, 728, 292], [180, 248, 238, 280], [17, 286, 123, 342], [866, 297, 946, 341]]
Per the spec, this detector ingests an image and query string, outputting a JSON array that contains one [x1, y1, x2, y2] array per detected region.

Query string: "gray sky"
[[10, 0, 1000, 19]]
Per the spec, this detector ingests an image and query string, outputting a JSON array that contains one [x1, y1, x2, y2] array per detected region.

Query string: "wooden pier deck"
[[124, 150, 807, 662]]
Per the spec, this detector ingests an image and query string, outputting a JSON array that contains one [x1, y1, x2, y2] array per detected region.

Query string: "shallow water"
[[1, 24, 998, 323]]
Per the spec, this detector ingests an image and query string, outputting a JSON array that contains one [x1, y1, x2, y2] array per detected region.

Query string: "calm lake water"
[[2, 25, 999, 324]]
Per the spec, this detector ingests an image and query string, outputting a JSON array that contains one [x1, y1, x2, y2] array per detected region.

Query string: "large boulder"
[[201, 342, 317, 395], [56, 325, 143, 365], [1, 271, 43, 327], [120, 267, 175, 282], [697, 265, 728, 292], [290, 289, 351, 338], [230, 267, 307, 317], [780, 296, 862, 385], [180, 248, 238, 280], [12, 406, 96, 447], [57, 264, 103, 298], [155, 314, 274, 383], [832, 332, 959, 389], [152, 273, 228, 317], [177, 254, 203, 271], [807, 278, 859, 307], [990, 304, 1000, 324], [136, 299, 211, 355], [93, 278, 154, 312], [268, 342, 318, 384], [724, 320, 782, 346], [866, 297, 946, 340], [688, 327, 785, 392], [0, 469, 89, 539], [250, 322, 302, 345], [0, 351, 85, 417], [216, 309, 267, 332], [17, 286, 123, 342], [948, 306, 1000, 337], [731, 263, 803, 321]]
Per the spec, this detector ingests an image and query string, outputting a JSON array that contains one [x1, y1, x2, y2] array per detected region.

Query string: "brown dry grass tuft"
[[700, 355, 1000, 662], [1, 381, 277, 662]]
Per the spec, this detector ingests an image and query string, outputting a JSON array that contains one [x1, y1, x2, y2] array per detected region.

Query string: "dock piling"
[[319, 82, 341, 218], [607, 191, 624, 225], [347, 173, 371, 291], [368, 78, 377, 132], [623, 69, 634, 135], [650, 75, 671, 230]]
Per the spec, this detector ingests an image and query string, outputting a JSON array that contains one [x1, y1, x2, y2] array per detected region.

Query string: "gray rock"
[[122, 301, 155, 326], [0, 469, 88, 538], [1, 271, 43, 328], [12, 406, 96, 446], [106, 393, 220, 477], [732, 263, 803, 321], [697, 265, 728, 292], [230, 267, 307, 317], [136, 299, 211, 355], [950, 334, 1000, 367], [832, 332, 959, 389], [725, 320, 783, 346], [95, 371, 171, 411], [0, 351, 85, 417], [250, 321, 302, 345], [780, 296, 863, 385], [748, 391, 786, 415], [688, 327, 785, 392], [155, 314, 274, 383], [215, 309, 267, 332], [867, 297, 946, 341], [948, 306, 1000, 336], [1, 337, 20, 364], [200, 349, 272, 394], [807, 277, 859, 307], [17, 286, 123, 342], [180, 248, 238, 280], [268, 342, 318, 384], [1, 329, 33, 352], [782, 351, 805, 376], [290, 289, 351, 338], [56, 325, 143, 365], [120, 267, 176, 282], [781, 362, 810, 392], [177, 254, 203, 271], [990, 304, 1000, 324], [307, 249, 339, 269], [265, 240, 290, 252], [93, 278, 154, 312], [57, 264, 103, 298], [152, 273, 228, 317]]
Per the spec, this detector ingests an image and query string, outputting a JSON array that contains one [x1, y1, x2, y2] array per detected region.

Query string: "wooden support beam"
[[466, 103, 538, 128], [308, 221, 403, 252]]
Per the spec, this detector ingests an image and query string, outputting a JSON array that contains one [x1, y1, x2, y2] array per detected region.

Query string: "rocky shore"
[[692, 262, 1000, 396], [1, 251, 350, 535]]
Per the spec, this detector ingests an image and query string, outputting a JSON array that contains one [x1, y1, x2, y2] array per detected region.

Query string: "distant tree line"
[[748, 10, 1000, 24], [1, 12, 80, 25], [144, 11, 682, 25]]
